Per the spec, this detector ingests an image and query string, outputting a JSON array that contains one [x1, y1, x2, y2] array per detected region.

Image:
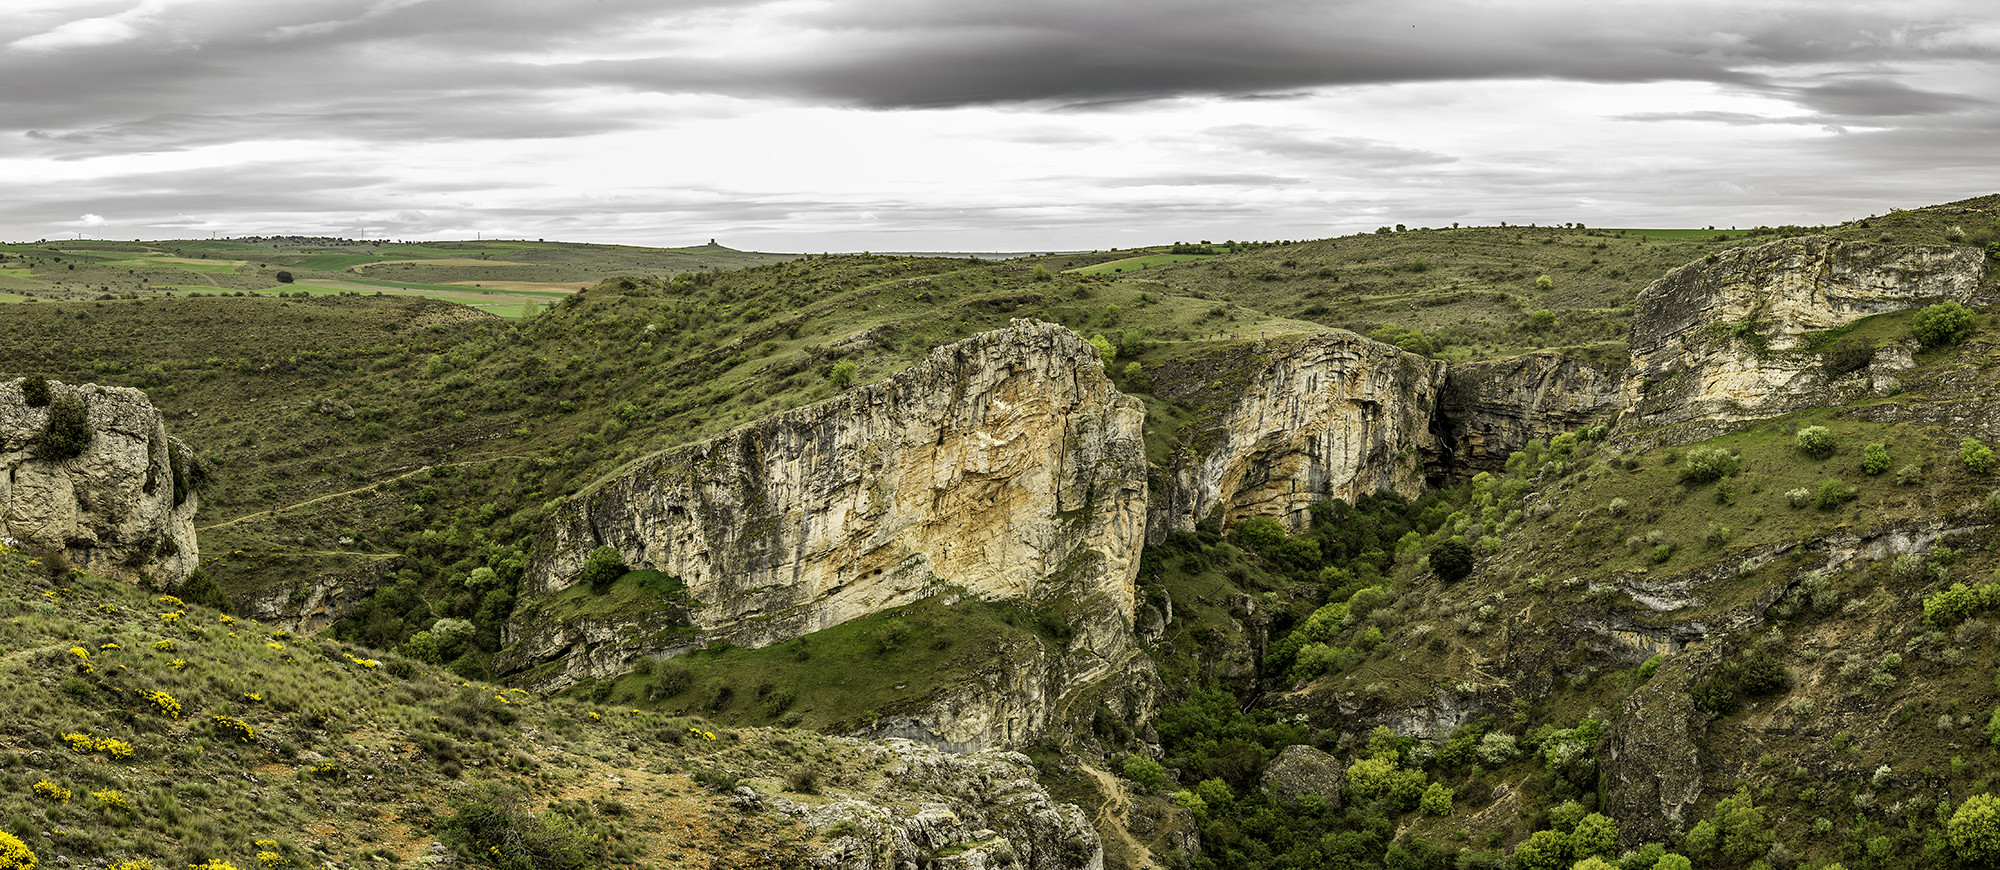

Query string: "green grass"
[[1068, 253, 1214, 275], [560, 588, 1047, 732]]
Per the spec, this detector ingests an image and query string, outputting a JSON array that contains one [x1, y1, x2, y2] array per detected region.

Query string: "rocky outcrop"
[[775, 739, 1103, 870], [1623, 236, 1990, 433], [240, 557, 400, 634], [0, 378, 198, 587], [1438, 352, 1623, 475], [501, 320, 1150, 748], [1260, 744, 1345, 808], [1150, 332, 1447, 536], [1601, 644, 1717, 846]]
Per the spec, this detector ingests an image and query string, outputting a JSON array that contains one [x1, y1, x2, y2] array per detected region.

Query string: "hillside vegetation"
[[4, 195, 2000, 869]]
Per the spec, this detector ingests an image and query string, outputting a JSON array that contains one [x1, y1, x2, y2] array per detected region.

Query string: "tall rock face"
[[1623, 236, 1990, 434], [1149, 332, 1447, 536], [500, 320, 1150, 749], [1438, 352, 1624, 475], [0, 378, 199, 587]]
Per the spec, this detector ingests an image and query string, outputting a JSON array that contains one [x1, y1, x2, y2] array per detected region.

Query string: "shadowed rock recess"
[[0, 377, 199, 586]]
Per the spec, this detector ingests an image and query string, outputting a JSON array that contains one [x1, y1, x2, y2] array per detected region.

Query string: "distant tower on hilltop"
[[709, 239, 717, 246]]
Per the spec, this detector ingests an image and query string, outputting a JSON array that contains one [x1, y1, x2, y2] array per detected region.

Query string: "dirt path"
[[197, 457, 529, 532], [1080, 764, 1162, 870]]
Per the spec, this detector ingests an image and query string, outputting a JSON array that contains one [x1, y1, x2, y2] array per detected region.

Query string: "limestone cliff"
[[1438, 352, 1624, 475], [0, 378, 198, 587], [1149, 332, 1447, 537], [1623, 236, 1991, 434], [500, 320, 1149, 749]]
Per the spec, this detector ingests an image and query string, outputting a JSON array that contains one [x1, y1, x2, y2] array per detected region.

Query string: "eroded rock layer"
[[502, 321, 1149, 746], [0, 379, 199, 587], [1624, 236, 1990, 431], [1153, 332, 1447, 535], [1439, 351, 1624, 475]]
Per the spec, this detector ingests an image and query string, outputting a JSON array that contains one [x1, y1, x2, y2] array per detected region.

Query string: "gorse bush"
[[1861, 442, 1891, 476], [0, 831, 35, 870]]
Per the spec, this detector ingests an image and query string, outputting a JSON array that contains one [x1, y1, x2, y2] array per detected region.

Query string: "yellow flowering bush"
[[99, 643, 120, 651], [92, 789, 134, 813], [265, 642, 285, 652], [188, 861, 240, 870], [157, 595, 183, 607], [254, 854, 285, 869], [96, 604, 121, 614], [108, 860, 155, 870], [0, 831, 35, 870], [217, 614, 234, 625], [32, 779, 70, 803], [147, 690, 182, 718], [211, 714, 255, 743], [241, 692, 262, 703], [159, 611, 183, 626], [64, 732, 136, 759], [69, 647, 92, 673], [170, 658, 188, 670], [153, 639, 176, 652]]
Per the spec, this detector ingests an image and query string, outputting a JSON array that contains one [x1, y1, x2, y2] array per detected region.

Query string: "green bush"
[[580, 546, 627, 593], [827, 359, 857, 389], [1419, 782, 1453, 815], [1431, 539, 1475, 582], [1676, 446, 1739, 484], [19, 375, 50, 407], [1815, 478, 1858, 510], [1964, 438, 1996, 475], [1949, 793, 2000, 864], [35, 395, 91, 461], [1913, 301, 1977, 348], [1795, 425, 1837, 459], [1786, 487, 1813, 508], [1861, 442, 1891, 476], [1121, 753, 1166, 791], [1511, 829, 1569, 870]]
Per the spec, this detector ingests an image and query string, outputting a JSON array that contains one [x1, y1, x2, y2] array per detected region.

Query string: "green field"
[[1068, 252, 1215, 275]]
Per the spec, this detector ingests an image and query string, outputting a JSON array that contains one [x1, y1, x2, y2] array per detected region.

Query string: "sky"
[[3, 0, 1997, 252]]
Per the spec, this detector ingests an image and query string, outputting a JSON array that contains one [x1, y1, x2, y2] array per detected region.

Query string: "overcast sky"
[[4, 0, 1996, 252]]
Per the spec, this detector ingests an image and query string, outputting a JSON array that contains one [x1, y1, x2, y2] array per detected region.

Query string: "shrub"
[[1511, 829, 1568, 870], [1964, 438, 1996, 475], [1896, 463, 1924, 485], [1795, 425, 1836, 459], [1815, 478, 1858, 510], [19, 375, 50, 407], [436, 781, 601, 870], [827, 359, 857, 389], [35, 395, 91, 461], [1786, 487, 1813, 508], [1913, 301, 1976, 348], [1677, 446, 1739, 484], [0, 832, 34, 870], [1861, 443, 1891, 476], [1121, 753, 1166, 791], [1431, 539, 1475, 582], [1607, 497, 1629, 517], [580, 546, 627, 593], [1475, 732, 1518, 765], [1949, 793, 2000, 864], [1420, 782, 1453, 815]]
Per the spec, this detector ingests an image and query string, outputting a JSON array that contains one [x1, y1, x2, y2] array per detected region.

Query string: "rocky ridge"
[[0, 377, 198, 587]]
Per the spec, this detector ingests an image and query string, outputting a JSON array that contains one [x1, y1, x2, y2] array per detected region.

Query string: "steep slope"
[[500, 320, 1152, 750]]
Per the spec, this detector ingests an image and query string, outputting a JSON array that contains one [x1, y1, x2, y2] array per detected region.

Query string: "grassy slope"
[[0, 548, 858, 870]]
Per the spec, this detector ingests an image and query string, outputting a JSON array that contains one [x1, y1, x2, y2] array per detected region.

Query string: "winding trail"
[[197, 457, 530, 532], [1080, 764, 1162, 870]]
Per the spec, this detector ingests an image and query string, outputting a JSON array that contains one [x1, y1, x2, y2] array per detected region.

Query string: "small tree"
[[1949, 794, 2000, 864], [1121, 753, 1166, 791], [1031, 264, 1052, 282], [1088, 333, 1117, 363], [1912, 301, 1976, 348], [1816, 478, 1859, 510], [581, 546, 627, 593], [827, 359, 857, 390], [274, 271, 295, 284], [1431, 539, 1475, 582]]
